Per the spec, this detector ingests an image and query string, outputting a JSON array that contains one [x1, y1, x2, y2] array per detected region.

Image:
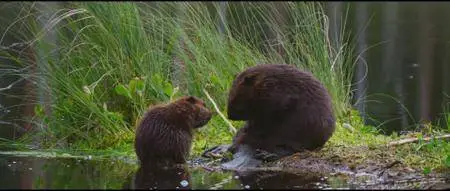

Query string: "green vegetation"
[[32, 158, 136, 189], [0, 2, 448, 173], [1, 2, 353, 150], [323, 110, 450, 174]]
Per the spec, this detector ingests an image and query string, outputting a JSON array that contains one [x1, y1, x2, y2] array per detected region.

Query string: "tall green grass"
[[1, 2, 355, 151]]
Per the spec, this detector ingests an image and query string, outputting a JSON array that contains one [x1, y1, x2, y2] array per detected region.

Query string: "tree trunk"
[[217, 2, 228, 38], [327, 2, 342, 54], [418, 4, 434, 124], [172, 3, 188, 92], [268, 2, 288, 60], [355, 2, 368, 123], [382, 2, 408, 131]]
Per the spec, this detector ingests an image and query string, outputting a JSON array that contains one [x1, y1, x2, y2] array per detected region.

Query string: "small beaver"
[[135, 96, 212, 166]]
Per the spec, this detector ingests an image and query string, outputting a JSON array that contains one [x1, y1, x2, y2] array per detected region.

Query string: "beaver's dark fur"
[[227, 64, 336, 158], [135, 96, 212, 166]]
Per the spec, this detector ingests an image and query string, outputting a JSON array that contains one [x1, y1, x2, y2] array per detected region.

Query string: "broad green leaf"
[[114, 84, 131, 99], [129, 78, 145, 94], [128, 79, 137, 94], [163, 84, 173, 97]]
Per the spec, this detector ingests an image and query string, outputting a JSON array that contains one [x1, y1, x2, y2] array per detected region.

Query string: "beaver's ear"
[[186, 96, 197, 104]]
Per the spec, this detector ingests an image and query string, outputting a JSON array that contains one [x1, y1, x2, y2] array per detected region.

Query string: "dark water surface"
[[0, 154, 355, 189], [1, 154, 448, 189]]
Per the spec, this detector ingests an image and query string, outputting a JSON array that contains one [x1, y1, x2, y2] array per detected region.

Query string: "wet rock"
[[221, 145, 262, 170]]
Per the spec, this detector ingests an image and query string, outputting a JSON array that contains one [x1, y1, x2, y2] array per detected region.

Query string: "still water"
[[0, 154, 356, 189], [0, 153, 448, 190]]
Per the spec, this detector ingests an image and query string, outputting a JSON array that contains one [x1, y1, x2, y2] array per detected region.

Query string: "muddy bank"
[[270, 150, 449, 189], [197, 144, 450, 189]]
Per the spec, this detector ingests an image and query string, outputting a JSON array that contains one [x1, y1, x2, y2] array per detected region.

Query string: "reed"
[[1, 2, 355, 151]]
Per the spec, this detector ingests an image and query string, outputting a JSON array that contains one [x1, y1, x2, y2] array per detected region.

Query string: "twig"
[[202, 89, 237, 134], [387, 134, 450, 147]]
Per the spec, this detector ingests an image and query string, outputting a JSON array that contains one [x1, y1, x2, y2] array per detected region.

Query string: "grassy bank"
[[1, 2, 353, 150], [0, 2, 448, 173], [325, 110, 450, 174]]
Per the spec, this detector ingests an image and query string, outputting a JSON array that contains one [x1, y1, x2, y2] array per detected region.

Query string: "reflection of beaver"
[[122, 163, 191, 190], [235, 170, 322, 189], [134, 96, 212, 166], [227, 64, 336, 160]]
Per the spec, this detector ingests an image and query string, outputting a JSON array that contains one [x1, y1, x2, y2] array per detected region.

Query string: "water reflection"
[[0, 154, 135, 189], [233, 170, 324, 189], [0, 156, 27, 189], [123, 165, 330, 190], [0, 154, 447, 189], [123, 164, 191, 190]]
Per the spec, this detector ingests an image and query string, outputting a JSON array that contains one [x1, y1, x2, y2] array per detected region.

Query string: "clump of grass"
[[322, 110, 450, 172], [285, 3, 355, 118], [1, 2, 355, 153]]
